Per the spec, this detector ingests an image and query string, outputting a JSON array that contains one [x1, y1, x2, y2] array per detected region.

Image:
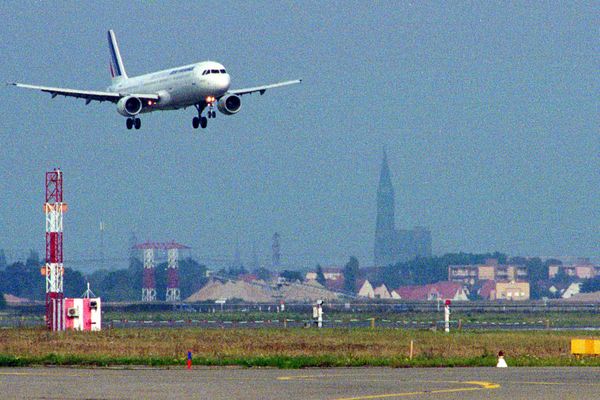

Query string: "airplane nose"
[[222, 75, 231, 91]]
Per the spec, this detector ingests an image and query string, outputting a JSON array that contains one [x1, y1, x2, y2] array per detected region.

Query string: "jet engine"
[[217, 94, 242, 115], [117, 96, 143, 116]]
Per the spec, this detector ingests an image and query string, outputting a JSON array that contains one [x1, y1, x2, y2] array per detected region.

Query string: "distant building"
[[394, 282, 469, 301], [305, 267, 343, 282], [494, 281, 530, 301], [548, 259, 599, 280], [305, 267, 346, 293], [374, 283, 392, 299], [357, 280, 393, 299], [357, 280, 375, 298], [478, 280, 530, 301], [448, 258, 528, 286], [374, 151, 432, 266], [561, 282, 582, 299]]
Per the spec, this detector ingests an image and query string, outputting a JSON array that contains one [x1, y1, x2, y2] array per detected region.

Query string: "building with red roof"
[[394, 281, 469, 301]]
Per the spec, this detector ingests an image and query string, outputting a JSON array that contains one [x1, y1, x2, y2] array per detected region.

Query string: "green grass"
[[0, 353, 597, 368], [0, 327, 598, 368]]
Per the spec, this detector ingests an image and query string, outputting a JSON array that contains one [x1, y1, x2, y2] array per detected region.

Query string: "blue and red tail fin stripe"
[[107, 30, 127, 80]]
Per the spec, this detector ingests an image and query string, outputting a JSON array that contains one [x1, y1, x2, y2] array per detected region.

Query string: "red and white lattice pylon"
[[43, 169, 67, 331], [142, 248, 156, 301], [166, 247, 180, 302]]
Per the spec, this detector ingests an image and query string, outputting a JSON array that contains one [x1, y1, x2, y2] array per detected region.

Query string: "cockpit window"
[[220, 69, 226, 73], [202, 70, 208, 75], [211, 69, 219, 74]]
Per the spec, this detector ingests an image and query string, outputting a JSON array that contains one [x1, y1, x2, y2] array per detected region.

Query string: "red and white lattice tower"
[[43, 168, 67, 331], [134, 241, 189, 302], [142, 247, 156, 301], [166, 246, 180, 302]]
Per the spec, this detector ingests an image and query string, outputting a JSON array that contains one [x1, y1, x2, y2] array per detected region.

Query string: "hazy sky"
[[1, 2, 598, 270]]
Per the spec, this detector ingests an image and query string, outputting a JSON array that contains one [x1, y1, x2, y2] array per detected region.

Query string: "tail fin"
[[107, 30, 128, 82]]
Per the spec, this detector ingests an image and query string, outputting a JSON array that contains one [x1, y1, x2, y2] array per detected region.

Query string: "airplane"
[[9, 30, 301, 130]]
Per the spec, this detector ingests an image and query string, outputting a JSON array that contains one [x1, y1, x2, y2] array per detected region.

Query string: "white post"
[[444, 299, 451, 333], [317, 305, 323, 328], [315, 300, 324, 328]]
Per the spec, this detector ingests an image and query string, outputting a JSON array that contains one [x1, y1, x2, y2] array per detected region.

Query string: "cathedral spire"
[[379, 148, 392, 191], [374, 150, 396, 266]]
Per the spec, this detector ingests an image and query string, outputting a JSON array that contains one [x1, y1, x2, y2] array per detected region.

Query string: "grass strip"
[[1, 328, 598, 368], [1, 353, 598, 368]]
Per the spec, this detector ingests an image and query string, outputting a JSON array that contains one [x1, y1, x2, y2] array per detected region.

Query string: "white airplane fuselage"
[[108, 61, 230, 112], [11, 29, 300, 129]]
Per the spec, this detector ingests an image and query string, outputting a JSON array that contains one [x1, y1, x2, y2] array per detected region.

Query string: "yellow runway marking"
[[510, 381, 600, 387], [277, 375, 500, 399], [0, 371, 85, 377], [333, 381, 499, 400]]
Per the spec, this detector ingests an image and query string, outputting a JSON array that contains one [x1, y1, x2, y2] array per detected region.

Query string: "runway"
[[1, 366, 598, 399]]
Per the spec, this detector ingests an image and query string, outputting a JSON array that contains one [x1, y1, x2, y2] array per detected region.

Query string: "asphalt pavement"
[[1, 366, 598, 399]]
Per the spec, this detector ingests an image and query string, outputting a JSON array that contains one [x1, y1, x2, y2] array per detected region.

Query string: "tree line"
[[0, 250, 207, 304]]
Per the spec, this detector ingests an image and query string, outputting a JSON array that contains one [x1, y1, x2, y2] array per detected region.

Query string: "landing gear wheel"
[[207, 111, 212, 119], [134, 118, 141, 129], [192, 117, 200, 129], [200, 116, 208, 129], [211, 110, 216, 118], [126, 118, 133, 129]]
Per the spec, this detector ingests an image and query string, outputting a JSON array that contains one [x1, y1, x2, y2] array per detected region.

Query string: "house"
[[357, 280, 374, 298], [548, 260, 599, 280], [394, 282, 469, 301], [495, 281, 530, 300], [374, 284, 392, 299], [478, 280, 530, 300], [305, 267, 344, 282], [561, 282, 582, 299], [357, 280, 392, 299]]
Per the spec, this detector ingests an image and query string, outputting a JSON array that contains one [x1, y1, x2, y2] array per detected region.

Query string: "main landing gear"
[[126, 117, 141, 130], [192, 115, 207, 129], [192, 99, 216, 129]]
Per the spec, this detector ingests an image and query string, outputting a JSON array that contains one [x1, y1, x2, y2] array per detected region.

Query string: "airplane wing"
[[8, 82, 159, 104], [229, 79, 302, 96]]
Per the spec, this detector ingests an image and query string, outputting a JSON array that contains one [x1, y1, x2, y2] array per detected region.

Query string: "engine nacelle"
[[117, 96, 143, 116], [217, 94, 242, 115]]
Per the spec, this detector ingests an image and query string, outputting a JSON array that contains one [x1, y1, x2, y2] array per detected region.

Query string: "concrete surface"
[[0, 366, 598, 399]]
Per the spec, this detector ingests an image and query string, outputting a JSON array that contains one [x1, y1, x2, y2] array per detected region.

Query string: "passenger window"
[[220, 69, 226, 73], [211, 69, 219, 74]]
